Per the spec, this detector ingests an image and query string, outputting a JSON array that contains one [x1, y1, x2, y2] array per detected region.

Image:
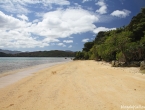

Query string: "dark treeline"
[[0, 52, 11, 57], [0, 50, 75, 57], [75, 8, 145, 64]]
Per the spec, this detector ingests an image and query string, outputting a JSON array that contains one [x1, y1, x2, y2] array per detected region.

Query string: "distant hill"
[[14, 50, 75, 57], [0, 49, 22, 54], [65, 50, 74, 52], [0, 49, 76, 57], [0, 52, 11, 57]]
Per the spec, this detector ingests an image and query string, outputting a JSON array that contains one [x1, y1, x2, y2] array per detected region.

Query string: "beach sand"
[[0, 61, 70, 88], [0, 60, 145, 110]]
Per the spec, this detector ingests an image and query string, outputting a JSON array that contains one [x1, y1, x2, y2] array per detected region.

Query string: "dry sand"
[[0, 60, 145, 110]]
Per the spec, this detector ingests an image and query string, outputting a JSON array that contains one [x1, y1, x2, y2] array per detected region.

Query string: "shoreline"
[[0, 60, 145, 110], [0, 60, 71, 89], [0, 60, 142, 89], [0, 57, 72, 75]]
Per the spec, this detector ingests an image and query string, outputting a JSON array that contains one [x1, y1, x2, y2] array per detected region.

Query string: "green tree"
[[83, 42, 94, 52], [75, 51, 84, 59], [127, 7, 145, 41], [115, 31, 133, 62]]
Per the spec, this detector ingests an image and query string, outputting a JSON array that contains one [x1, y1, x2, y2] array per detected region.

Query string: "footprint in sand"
[[18, 95, 23, 98], [6, 104, 14, 108], [52, 71, 57, 74], [28, 90, 32, 93]]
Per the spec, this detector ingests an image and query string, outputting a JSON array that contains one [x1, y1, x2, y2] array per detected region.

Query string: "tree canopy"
[[75, 7, 145, 63]]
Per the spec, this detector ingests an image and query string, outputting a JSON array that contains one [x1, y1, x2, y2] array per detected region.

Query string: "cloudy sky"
[[0, 0, 144, 52]]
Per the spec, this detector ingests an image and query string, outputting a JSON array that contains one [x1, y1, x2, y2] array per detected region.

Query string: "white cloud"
[[47, 0, 70, 5], [96, 0, 107, 14], [0, 30, 49, 48], [93, 27, 116, 33], [35, 12, 45, 17], [68, 45, 72, 48], [0, 2, 30, 14], [0, 11, 51, 49], [43, 38, 59, 42], [87, 7, 93, 11], [111, 9, 131, 18], [82, 0, 92, 3], [32, 19, 39, 23], [57, 43, 66, 47], [30, 8, 99, 38], [0, 0, 70, 14], [82, 38, 89, 42], [0, 2, 119, 50], [17, 14, 29, 21], [0, 7, 100, 49], [0, 11, 30, 30], [63, 40, 73, 43]]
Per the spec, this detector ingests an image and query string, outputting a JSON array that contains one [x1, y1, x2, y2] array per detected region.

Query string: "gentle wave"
[[0, 57, 72, 74]]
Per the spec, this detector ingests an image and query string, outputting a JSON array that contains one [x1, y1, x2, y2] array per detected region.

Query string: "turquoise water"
[[0, 57, 71, 74]]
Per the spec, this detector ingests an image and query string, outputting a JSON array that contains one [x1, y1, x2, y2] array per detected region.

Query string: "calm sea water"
[[0, 57, 72, 74]]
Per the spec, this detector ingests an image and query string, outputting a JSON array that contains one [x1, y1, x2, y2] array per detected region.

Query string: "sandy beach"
[[0, 61, 70, 88], [0, 60, 145, 110]]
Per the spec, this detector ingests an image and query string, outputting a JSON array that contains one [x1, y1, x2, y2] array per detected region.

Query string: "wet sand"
[[0, 60, 145, 110], [0, 61, 70, 88]]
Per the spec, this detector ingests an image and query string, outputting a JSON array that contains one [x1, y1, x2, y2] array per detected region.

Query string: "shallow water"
[[0, 57, 71, 74]]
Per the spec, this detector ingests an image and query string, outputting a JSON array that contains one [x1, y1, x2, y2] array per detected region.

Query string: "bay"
[[0, 57, 71, 74]]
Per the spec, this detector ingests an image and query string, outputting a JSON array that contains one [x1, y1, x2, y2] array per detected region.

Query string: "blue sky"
[[0, 0, 144, 52]]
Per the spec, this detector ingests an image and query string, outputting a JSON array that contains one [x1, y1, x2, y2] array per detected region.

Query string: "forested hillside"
[[75, 8, 145, 63], [0, 50, 75, 57], [14, 50, 75, 57]]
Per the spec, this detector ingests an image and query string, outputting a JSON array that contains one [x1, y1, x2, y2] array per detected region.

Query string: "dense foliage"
[[75, 8, 145, 63]]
